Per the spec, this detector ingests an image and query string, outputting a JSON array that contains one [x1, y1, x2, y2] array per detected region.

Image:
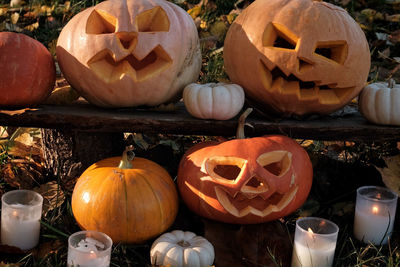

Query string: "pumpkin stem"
[[177, 240, 191, 247], [118, 146, 135, 169], [236, 108, 253, 139], [388, 79, 395, 89]]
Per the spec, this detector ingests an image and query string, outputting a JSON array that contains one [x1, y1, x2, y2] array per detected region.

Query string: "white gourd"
[[150, 230, 215, 267], [183, 82, 245, 120], [358, 80, 400, 126]]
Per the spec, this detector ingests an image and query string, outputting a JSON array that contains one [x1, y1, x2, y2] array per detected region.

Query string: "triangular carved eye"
[[86, 10, 117, 34], [205, 157, 246, 183], [136, 6, 170, 32], [314, 41, 348, 64], [262, 23, 298, 50], [257, 151, 292, 177]]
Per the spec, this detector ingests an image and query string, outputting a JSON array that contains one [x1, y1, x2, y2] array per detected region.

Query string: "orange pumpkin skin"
[[57, 0, 201, 108], [224, 0, 370, 116], [0, 32, 55, 108], [72, 156, 179, 243], [177, 135, 313, 224]]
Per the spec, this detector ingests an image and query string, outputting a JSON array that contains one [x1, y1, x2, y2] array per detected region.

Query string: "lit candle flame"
[[376, 193, 382, 199], [308, 228, 314, 233], [372, 206, 379, 214], [12, 210, 18, 217]]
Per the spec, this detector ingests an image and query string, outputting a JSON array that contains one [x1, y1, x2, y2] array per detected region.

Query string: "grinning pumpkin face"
[[224, 0, 371, 116], [177, 135, 313, 224], [57, 0, 201, 107]]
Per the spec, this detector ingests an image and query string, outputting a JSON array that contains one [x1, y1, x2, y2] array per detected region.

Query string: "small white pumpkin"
[[183, 82, 245, 120], [358, 79, 400, 126], [150, 230, 215, 267]]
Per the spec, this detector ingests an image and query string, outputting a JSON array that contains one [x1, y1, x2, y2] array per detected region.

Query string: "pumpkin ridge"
[[138, 170, 166, 234], [121, 169, 130, 240]]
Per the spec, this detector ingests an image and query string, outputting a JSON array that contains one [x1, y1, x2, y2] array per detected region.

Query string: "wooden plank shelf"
[[0, 101, 399, 141]]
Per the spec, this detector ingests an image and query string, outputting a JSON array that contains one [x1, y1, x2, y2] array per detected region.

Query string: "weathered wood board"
[[0, 102, 399, 141]]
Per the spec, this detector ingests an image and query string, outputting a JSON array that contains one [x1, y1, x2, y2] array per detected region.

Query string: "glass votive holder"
[[1, 189, 43, 250], [67, 230, 112, 267], [353, 185, 398, 245], [291, 217, 339, 267]]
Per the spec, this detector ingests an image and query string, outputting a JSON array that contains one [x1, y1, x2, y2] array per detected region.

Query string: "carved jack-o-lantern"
[[57, 0, 201, 107], [177, 135, 313, 224], [224, 0, 371, 116]]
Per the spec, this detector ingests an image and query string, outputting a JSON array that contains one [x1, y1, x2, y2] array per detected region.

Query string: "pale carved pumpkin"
[[150, 230, 215, 267], [358, 79, 400, 126], [57, 0, 201, 107], [183, 82, 245, 120], [177, 109, 313, 224], [224, 0, 371, 117]]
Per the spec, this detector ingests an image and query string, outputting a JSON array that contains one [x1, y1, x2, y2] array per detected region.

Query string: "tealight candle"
[[67, 230, 112, 267], [1, 190, 43, 250], [353, 185, 398, 245], [291, 217, 339, 267]]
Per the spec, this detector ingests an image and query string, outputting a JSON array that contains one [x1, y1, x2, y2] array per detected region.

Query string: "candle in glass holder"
[[291, 217, 339, 267], [1, 190, 43, 250], [353, 186, 397, 245], [67, 230, 112, 267]]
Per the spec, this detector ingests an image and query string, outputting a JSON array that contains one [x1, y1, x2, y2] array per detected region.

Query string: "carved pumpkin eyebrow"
[[256, 151, 292, 177], [262, 22, 299, 50], [136, 6, 170, 32], [86, 9, 117, 34]]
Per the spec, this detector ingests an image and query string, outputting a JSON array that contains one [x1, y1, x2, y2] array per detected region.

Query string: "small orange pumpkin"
[[224, 0, 370, 116], [177, 109, 313, 224], [0, 32, 55, 108], [71, 148, 179, 243]]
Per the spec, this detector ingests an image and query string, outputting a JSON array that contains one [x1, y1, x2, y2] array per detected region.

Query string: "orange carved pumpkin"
[[57, 0, 201, 107], [71, 148, 179, 243], [0, 32, 55, 108], [177, 110, 313, 224], [224, 0, 370, 117]]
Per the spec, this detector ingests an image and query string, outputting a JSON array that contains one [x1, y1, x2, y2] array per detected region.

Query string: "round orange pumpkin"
[[71, 148, 179, 243], [224, 0, 370, 117], [0, 32, 55, 108], [57, 0, 201, 108], [177, 110, 313, 224]]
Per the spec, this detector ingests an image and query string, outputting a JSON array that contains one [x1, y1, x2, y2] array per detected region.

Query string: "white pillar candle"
[[291, 217, 339, 267], [353, 186, 397, 245], [67, 230, 112, 267], [1, 190, 43, 250]]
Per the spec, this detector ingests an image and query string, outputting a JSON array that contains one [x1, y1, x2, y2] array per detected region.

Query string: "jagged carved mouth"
[[87, 45, 172, 83], [215, 185, 298, 217], [259, 60, 355, 105]]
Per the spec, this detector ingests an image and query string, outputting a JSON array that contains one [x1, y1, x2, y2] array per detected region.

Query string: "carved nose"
[[241, 176, 269, 194], [116, 32, 137, 50]]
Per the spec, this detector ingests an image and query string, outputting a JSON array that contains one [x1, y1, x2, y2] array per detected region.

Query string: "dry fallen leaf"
[[10, 12, 19, 24], [375, 155, 400, 195], [1, 160, 45, 189], [34, 181, 65, 216], [0, 263, 21, 267]]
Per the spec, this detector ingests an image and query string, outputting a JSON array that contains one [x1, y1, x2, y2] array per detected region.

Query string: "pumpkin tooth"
[[215, 184, 299, 217], [87, 45, 172, 83]]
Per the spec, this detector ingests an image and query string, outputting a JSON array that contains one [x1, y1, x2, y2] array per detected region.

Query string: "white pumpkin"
[[150, 230, 215, 267], [358, 79, 400, 126], [183, 82, 245, 120]]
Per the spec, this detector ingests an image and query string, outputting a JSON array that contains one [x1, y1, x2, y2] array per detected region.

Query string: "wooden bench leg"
[[41, 129, 124, 188]]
